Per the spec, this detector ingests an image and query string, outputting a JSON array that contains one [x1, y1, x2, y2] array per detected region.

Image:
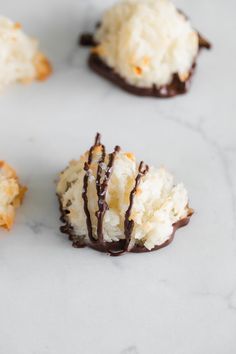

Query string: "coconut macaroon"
[[0, 16, 52, 91], [57, 134, 193, 255], [80, 0, 211, 97], [0, 161, 27, 230]]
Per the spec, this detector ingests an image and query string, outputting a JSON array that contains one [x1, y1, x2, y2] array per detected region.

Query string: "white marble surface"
[[0, 0, 236, 353]]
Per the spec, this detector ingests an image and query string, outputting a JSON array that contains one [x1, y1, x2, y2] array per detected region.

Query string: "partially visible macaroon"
[[57, 133, 193, 256], [0, 17, 52, 91], [80, 0, 211, 97], [0, 161, 27, 230]]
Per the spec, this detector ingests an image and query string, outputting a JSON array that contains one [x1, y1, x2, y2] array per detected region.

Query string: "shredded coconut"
[[0, 16, 51, 90], [0, 161, 27, 230], [94, 0, 199, 88], [57, 148, 190, 250]]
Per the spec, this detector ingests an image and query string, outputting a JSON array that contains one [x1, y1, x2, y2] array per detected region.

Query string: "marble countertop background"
[[0, 0, 236, 353]]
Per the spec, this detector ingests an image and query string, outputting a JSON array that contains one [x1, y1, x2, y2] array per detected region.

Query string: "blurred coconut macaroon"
[[80, 0, 211, 97], [0, 161, 27, 230], [0, 16, 52, 91]]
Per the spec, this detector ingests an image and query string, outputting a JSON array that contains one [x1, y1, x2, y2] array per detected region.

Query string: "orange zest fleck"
[[136, 188, 142, 196], [14, 22, 22, 30], [34, 52, 52, 81], [133, 66, 142, 76], [125, 152, 135, 161], [93, 145, 103, 154], [143, 56, 150, 66]]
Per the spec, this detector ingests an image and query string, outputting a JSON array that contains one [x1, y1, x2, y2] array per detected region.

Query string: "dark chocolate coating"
[[88, 54, 196, 98], [80, 28, 211, 98], [59, 196, 193, 256], [79, 33, 96, 46]]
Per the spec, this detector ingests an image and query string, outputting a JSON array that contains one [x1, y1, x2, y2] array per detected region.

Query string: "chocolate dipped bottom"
[[88, 53, 195, 98], [79, 0, 211, 98], [80, 33, 210, 98], [57, 134, 193, 256], [59, 201, 192, 255]]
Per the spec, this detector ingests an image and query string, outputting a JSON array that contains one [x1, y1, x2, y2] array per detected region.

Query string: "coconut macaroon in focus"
[[0, 161, 27, 230], [80, 0, 211, 97], [57, 134, 193, 256], [0, 16, 52, 91]]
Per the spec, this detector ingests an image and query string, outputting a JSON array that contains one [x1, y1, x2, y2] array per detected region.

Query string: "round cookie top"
[[94, 0, 199, 88]]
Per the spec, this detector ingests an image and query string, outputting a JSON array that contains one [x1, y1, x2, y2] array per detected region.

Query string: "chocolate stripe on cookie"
[[124, 161, 149, 252], [96, 145, 120, 243], [82, 133, 102, 242]]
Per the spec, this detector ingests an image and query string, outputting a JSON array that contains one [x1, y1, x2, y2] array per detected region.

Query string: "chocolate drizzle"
[[107, 161, 149, 256], [59, 134, 194, 255], [82, 133, 120, 244], [82, 133, 102, 242], [124, 161, 149, 251], [96, 145, 121, 243]]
